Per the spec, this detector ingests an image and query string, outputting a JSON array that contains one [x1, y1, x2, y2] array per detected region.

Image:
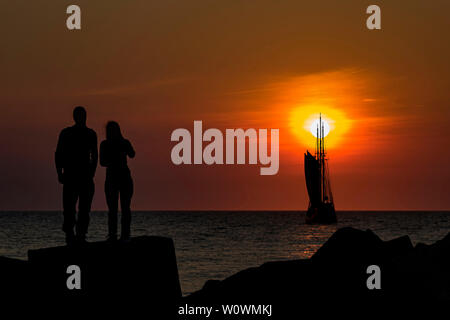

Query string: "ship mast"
[[321, 115, 325, 203], [316, 113, 326, 204]]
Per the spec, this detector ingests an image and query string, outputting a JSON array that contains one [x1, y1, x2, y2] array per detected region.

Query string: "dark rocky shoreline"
[[184, 227, 450, 317], [0, 228, 449, 316]]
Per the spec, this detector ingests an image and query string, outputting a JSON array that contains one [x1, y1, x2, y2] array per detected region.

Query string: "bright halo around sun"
[[289, 105, 351, 150], [309, 118, 330, 138]]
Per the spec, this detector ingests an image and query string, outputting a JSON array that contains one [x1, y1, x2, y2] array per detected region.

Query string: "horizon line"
[[1, 209, 450, 213]]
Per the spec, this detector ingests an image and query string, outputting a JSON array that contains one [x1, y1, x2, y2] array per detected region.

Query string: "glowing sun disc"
[[309, 119, 330, 138], [289, 105, 351, 150]]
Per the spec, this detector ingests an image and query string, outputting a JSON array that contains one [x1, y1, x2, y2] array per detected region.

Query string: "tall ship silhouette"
[[304, 114, 337, 224]]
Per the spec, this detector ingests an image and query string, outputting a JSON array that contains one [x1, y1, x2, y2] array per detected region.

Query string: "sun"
[[289, 105, 351, 150], [309, 118, 330, 138]]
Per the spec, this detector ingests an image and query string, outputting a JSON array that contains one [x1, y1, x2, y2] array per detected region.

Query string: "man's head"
[[73, 106, 87, 126]]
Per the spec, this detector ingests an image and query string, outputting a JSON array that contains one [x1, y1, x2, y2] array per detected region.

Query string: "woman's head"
[[106, 121, 123, 141]]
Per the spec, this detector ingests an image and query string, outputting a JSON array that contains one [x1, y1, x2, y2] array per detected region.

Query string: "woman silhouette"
[[100, 121, 135, 241]]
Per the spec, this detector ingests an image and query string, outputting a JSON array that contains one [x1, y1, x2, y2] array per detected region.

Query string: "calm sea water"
[[0, 211, 449, 295]]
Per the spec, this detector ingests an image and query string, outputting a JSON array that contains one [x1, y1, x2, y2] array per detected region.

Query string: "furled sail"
[[304, 151, 321, 207]]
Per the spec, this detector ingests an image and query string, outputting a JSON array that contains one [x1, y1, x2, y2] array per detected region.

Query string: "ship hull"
[[305, 203, 337, 224]]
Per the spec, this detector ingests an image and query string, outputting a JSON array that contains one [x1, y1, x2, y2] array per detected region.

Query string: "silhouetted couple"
[[55, 106, 135, 245]]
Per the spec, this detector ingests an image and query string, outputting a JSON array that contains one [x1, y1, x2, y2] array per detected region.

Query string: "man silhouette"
[[55, 106, 98, 244]]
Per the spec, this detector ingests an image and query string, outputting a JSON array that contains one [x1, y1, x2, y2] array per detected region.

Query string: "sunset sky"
[[1, 1, 449, 210]]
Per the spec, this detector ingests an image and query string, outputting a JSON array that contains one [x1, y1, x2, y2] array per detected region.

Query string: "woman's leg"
[[105, 178, 119, 239], [120, 176, 134, 240]]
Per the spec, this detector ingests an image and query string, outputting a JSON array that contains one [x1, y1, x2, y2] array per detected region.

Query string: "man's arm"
[[55, 131, 65, 184], [90, 131, 98, 177]]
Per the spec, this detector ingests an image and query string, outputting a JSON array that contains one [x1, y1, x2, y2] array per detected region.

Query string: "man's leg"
[[76, 179, 94, 241], [62, 183, 78, 244], [105, 179, 119, 240], [120, 177, 134, 240]]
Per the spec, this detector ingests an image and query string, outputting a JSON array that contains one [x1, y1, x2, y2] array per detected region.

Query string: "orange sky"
[[1, 1, 449, 210]]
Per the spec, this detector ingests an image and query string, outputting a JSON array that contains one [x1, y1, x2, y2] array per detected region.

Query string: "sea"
[[0, 211, 449, 295]]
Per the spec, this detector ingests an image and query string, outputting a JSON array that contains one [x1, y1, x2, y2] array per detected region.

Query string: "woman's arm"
[[100, 141, 110, 167], [126, 140, 135, 158]]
